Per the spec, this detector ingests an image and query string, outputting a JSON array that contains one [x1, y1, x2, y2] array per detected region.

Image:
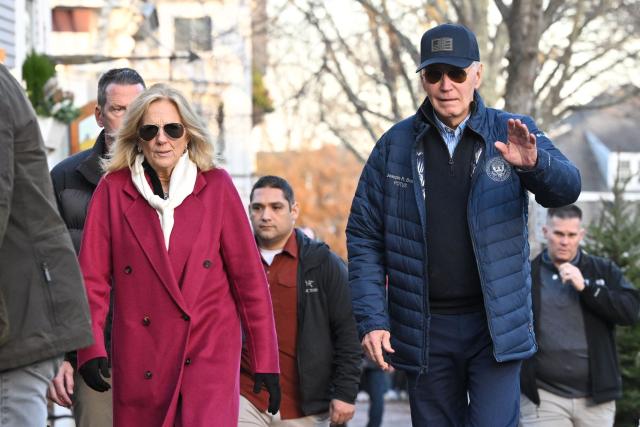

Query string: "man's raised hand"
[[495, 118, 538, 170]]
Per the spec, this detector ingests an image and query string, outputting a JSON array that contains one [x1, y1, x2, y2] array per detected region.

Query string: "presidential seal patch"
[[485, 156, 511, 182]]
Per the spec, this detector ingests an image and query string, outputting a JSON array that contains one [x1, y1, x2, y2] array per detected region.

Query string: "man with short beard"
[[48, 68, 145, 427]]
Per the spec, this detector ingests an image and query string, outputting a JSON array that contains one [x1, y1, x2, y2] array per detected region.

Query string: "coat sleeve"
[[76, 178, 112, 366], [325, 254, 362, 404], [0, 70, 16, 247], [580, 259, 640, 326], [219, 171, 279, 374], [515, 115, 581, 208], [346, 137, 390, 339]]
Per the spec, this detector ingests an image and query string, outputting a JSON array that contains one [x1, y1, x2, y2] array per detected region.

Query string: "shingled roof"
[[550, 90, 640, 192]]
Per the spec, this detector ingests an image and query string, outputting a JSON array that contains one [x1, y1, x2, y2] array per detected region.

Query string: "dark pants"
[[361, 366, 390, 427], [407, 312, 522, 427]]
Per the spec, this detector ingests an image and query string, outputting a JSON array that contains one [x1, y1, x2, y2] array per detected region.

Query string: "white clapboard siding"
[[0, 1, 15, 68]]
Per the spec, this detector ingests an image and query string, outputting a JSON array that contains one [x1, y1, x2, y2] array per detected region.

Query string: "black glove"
[[79, 357, 111, 392], [253, 373, 280, 415]]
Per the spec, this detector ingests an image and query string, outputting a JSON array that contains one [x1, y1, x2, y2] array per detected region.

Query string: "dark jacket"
[[0, 64, 93, 371], [347, 92, 581, 373], [521, 250, 640, 404], [50, 131, 106, 253], [295, 229, 362, 415], [50, 130, 111, 367]]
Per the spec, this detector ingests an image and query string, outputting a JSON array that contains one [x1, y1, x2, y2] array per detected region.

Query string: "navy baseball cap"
[[416, 23, 480, 72]]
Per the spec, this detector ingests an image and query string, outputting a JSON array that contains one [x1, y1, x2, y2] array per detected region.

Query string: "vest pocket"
[[34, 231, 79, 326], [39, 261, 59, 325]]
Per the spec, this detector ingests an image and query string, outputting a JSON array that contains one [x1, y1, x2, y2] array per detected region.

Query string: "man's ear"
[[578, 227, 586, 243], [419, 71, 429, 92], [95, 105, 104, 128], [291, 202, 300, 222], [473, 63, 484, 90]]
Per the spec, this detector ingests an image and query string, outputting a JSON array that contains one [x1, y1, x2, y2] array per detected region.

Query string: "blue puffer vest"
[[347, 92, 581, 373]]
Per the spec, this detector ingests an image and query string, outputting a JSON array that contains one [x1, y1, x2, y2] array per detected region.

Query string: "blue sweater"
[[346, 93, 581, 373]]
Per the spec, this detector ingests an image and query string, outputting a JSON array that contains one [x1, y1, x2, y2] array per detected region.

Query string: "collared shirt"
[[239, 232, 304, 419], [416, 111, 477, 199], [433, 113, 470, 157]]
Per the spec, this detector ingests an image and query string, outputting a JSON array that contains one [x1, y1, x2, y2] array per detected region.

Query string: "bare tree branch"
[[265, 0, 640, 155], [366, 8, 402, 120], [493, 0, 510, 20], [354, 0, 420, 64], [323, 122, 367, 163], [564, 85, 640, 113]]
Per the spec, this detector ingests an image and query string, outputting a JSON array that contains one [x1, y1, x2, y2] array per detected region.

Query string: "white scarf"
[[130, 153, 197, 249]]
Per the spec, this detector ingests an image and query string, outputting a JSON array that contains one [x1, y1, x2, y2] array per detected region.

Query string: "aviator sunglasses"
[[424, 66, 468, 84], [138, 123, 185, 141]]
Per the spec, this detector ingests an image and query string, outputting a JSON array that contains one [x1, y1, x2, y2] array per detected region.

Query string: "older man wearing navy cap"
[[347, 23, 581, 426]]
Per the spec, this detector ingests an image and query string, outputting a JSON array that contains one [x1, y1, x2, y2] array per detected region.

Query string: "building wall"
[[610, 152, 640, 191], [586, 130, 611, 186], [0, 0, 17, 68], [49, 0, 255, 201], [0, 0, 50, 76]]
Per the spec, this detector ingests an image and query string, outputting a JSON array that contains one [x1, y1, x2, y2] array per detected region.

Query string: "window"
[[51, 7, 94, 32], [618, 159, 631, 180], [174, 17, 212, 52]]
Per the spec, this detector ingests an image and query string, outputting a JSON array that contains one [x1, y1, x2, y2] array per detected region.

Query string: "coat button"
[[124, 266, 132, 274], [142, 316, 151, 326], [203, 260, 212, 268], [144, 371, 152, 379], [185, 358, 191, 366], [182, 314, 190, 321]]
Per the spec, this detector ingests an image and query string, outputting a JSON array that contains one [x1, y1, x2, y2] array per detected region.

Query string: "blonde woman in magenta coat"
[[76, 84, 280, 426]]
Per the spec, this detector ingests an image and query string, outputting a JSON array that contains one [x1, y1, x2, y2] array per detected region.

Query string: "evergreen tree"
[[583, 174, 640, 427]]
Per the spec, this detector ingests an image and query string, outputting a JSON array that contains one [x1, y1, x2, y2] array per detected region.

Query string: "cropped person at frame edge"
[[76, 83, 281, 426], [0, 63, 93, 427], [520, 205, 639, 427]]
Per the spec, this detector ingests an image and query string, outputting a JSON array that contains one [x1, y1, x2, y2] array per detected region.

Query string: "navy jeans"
[[361, 366, 390, 427], [407, 312, 521, 427]]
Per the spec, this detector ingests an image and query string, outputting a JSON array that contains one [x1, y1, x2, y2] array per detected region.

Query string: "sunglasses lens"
[[164, 123, 184, 139], [138, 123, 185, 141], [425, 69, 443, 84], [138, 125, 159, 141], [424, 67, 468, 84], [448, 68, 467, 83]]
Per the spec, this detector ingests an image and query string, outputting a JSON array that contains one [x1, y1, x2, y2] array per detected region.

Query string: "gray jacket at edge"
[[0, 64, 93, 371]]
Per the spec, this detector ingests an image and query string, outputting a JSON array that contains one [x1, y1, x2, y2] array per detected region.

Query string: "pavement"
[[50, 393, 414, 427], [349, 393, 412, 427]]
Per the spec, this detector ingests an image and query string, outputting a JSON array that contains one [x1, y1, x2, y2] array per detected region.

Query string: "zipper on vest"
[[448, 157, 454, 175]]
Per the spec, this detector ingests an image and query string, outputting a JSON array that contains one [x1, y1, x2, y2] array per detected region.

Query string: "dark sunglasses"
[[138, 123, 185, 141], [424, 67, 467, 84]]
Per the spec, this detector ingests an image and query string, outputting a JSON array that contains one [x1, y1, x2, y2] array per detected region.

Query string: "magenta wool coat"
[[76, 167, 279, 427]]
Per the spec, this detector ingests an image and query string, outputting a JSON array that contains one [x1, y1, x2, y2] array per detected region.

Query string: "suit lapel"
[[169, 194, 205, 286], [123, 180, 188, 312]]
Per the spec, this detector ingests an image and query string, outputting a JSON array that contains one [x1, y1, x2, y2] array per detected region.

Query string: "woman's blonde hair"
[[103, 83, 215, 172]]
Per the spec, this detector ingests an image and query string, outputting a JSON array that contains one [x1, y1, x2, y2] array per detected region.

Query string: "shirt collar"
[[259, 230, 298, 261], [282, 231, 298, 259], [433, 112, 470, 139]]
